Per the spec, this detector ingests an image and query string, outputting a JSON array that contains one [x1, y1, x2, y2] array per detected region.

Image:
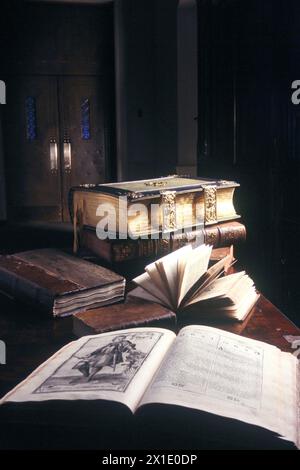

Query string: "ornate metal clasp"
[[161, 191, 177, 232], [204, 185, 217, 224], [144, 180, 167, 187]]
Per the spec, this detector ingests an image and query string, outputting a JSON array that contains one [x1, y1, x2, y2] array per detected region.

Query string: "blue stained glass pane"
[[25, 96, 37, 141], [81, 98, 91, 140]]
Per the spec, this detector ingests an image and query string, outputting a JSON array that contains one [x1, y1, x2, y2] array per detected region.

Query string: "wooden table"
[[0, 293, 299, 397]]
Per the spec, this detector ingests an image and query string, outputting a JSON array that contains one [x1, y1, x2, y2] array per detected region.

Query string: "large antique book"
[[130, 244, 259, 322], [73, 298, 177, 337], [0, 326, 299, 449], [0, 249, 125, 317], [69, 175, 240, 244], [79, 221, 246, 263]]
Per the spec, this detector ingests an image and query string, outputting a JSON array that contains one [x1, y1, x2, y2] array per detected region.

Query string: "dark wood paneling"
[[58, 76, 109, 220], [1, 1, 114, 76], [197, 0, 300, 325], [3, 76, 62, 221], [1, 1, 115, 222]]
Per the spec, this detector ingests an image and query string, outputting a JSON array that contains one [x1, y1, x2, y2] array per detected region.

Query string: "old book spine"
[[172, 223, 246, 249], [80, 228, 142, 262], [81, 229, 172, 262], [113, 238, 172, 262], [172, 228, 206, 250], [202, 225, 220, 246], [80, 223, 246, 262], [112, 242, 138, 262], [216, 222, 246, 246]]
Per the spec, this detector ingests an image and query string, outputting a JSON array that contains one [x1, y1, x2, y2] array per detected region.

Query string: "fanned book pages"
[[0, 326, 299, 449], [130, 244, 259, 322], [0, 249, 125, 317]]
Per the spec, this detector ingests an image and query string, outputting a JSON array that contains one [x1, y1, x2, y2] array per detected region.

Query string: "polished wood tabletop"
[[0, 291, 299, 399], [0, 288, 299, 450]]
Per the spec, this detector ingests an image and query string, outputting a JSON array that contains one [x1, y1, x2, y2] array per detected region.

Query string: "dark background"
[[197, 0, 300, 326], [0, 0, 299, 325]]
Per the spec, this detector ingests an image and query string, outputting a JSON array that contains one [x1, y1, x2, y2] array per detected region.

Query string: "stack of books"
[[0, 176, 247, 321], [69, 175, 246, 263]]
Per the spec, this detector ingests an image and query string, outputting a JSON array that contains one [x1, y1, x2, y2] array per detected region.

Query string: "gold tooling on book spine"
[[204, 186, 218, 224]]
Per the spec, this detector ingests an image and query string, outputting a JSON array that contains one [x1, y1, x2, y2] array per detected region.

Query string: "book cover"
[[73, 298, 177, 337], [70, 175, 241, 242], [0, 249, 125, 317]]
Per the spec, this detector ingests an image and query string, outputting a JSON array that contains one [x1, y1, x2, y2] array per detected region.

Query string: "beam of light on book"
[[130, 243, 259, 322]]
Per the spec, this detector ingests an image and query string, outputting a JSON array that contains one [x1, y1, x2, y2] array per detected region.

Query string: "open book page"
[[185, 271, 245, 306], [195, 251, 234, 293], [216, 290, 260, 321], [182, 290, 259, 322], [140, 325, 299, 447], [155, 248, 188, 308], [221, 275, 255, 306], [144, 261, 171, 305], [145, 246, 192, 309], [178, 245, 212, 307], [180, 253, 233, 307], [128, 286, 168, 306], [0, 328, 176, 414]]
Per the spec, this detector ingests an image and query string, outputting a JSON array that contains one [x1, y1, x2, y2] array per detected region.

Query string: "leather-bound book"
[[80, 228, 172, 262], [70, 175, 240, 247], [0, 249, 125, 317], [73, 298, 177, 337], [172, 221, 246, 250]]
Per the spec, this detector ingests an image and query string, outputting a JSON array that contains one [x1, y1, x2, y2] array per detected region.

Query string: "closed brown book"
[[79, 222, 246, 263], [0, 249, 125, 317], [80, 228, 171, 262], [172, 221, 246, 250], [73, 298, 177, 336]]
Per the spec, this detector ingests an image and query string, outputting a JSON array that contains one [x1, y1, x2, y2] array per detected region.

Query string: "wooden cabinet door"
[[2, 3, 115, 223], [58, 76, 109, 221], [3, 76, 62, 221], [3, 75, 111, 222]]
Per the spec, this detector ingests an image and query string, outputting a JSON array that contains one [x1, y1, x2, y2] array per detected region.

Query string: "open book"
[[130, 244, 259, 321], [1, 326, 299, 449]]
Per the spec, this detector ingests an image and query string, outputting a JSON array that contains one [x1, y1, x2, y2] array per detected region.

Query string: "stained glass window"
[[25, 96, 37, 141], [81, 98, 91, 140]]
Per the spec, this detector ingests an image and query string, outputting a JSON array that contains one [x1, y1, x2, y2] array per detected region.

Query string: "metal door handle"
[[50, 139, 58, 173], [64, 139, 72, 173]]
